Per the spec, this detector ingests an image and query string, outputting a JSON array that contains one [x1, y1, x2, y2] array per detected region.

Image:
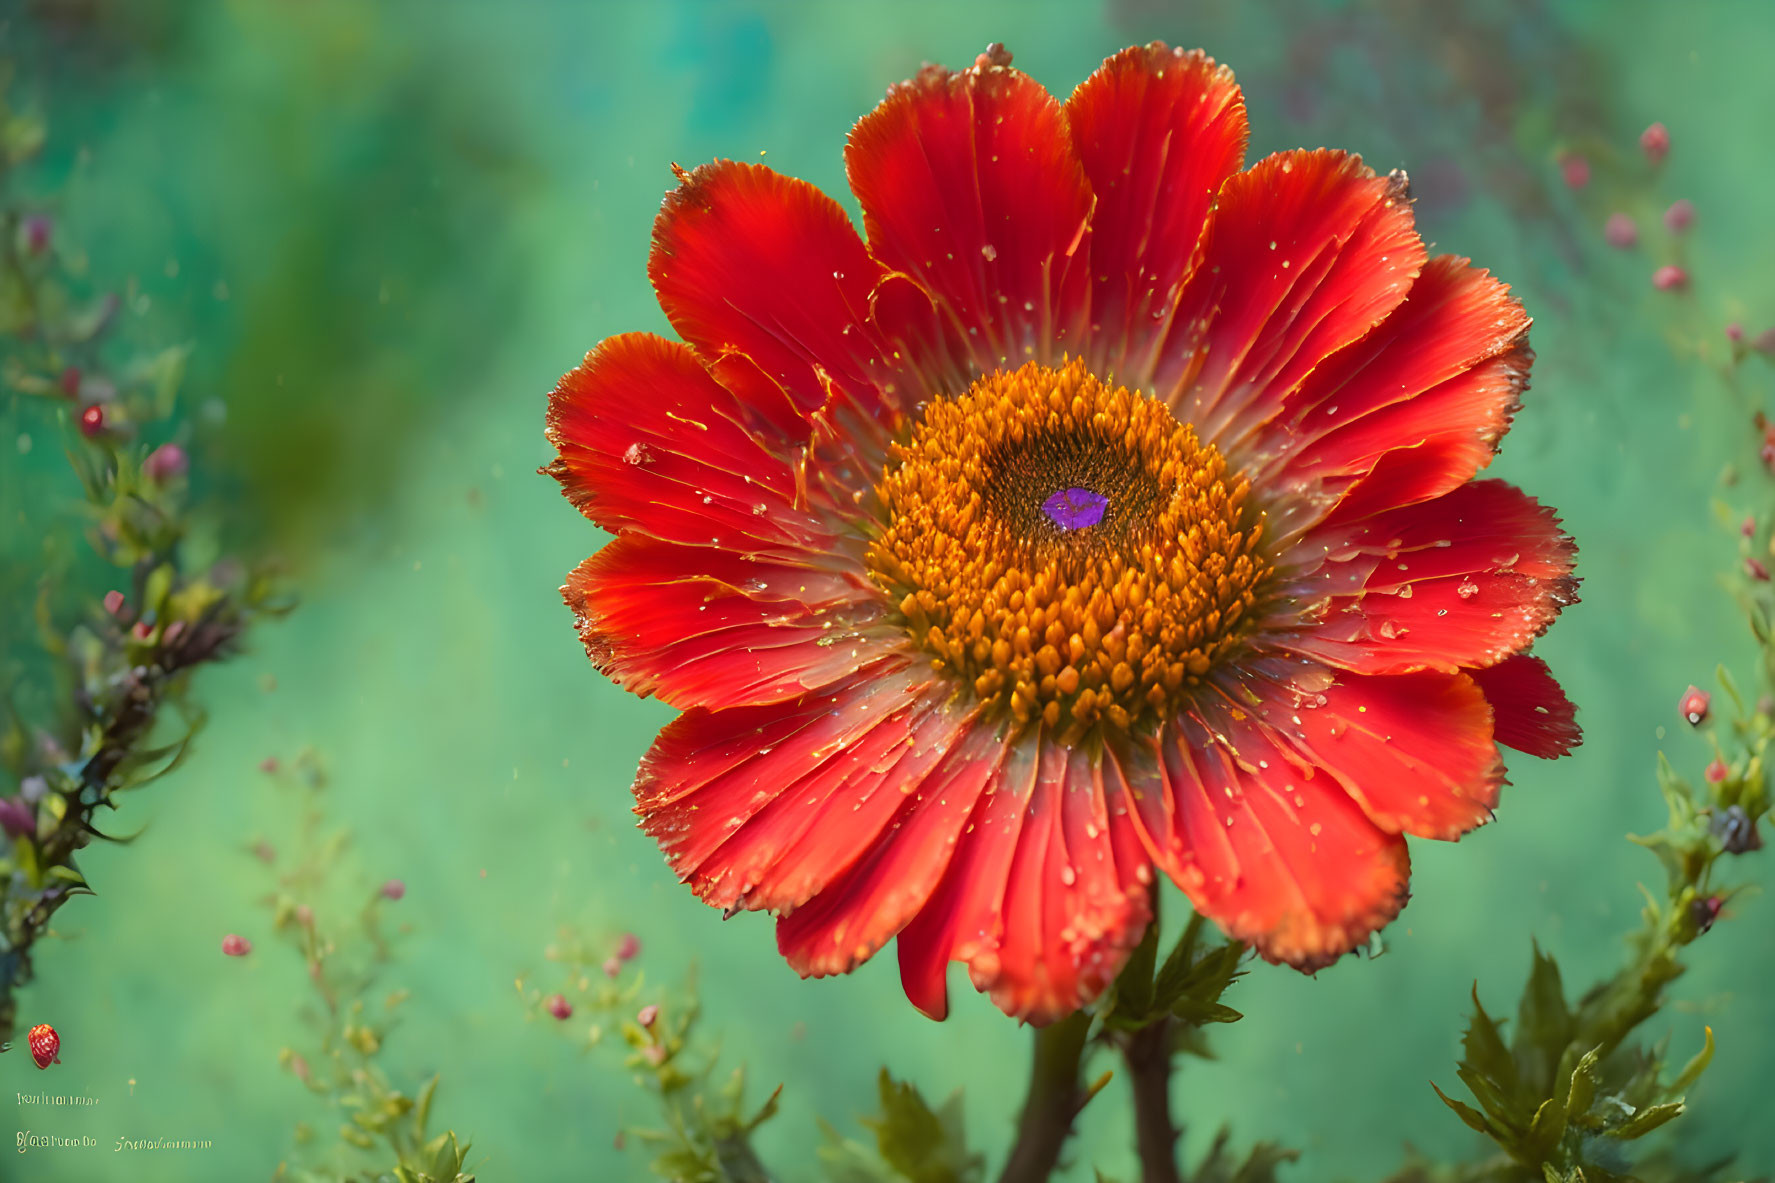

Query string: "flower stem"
[[1124, 1016, 1183, 1183], [996, 1009, 1092, 1183]]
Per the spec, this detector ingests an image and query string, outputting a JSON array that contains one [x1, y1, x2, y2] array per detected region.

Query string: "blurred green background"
[[3, 0, 1774, 1179]]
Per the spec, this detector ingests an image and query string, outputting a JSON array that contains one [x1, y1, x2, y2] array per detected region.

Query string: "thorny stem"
[[996, 1009, 1092, 1183], [1124, 1016, 1183, 1183]]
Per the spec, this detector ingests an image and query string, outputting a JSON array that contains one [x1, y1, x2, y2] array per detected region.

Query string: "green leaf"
[[1607, 1101, 1684, 1140], [1431, 1082, 1493, 1136], [1456, 985, 1524, 1126], [414, 1074, 439, 1138], [1670, 1026, 1715, 1095], [1526, 1096, 1567, 1158], [1514, 942, 1573, 1092], [1565, 1047, 1601, 1125], [1113, 919, 1159, 1022], [861, 1069, 983, 1183]]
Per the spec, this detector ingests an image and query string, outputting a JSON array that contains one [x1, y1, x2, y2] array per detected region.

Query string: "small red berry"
[[78, 404, 105, 438], [1705, 757, 1729, 784], [221, 933, 252, 957], [615, 932, 641, 961], [28, 1023, 59, 1069], [381, 879, 406, 901], [1640, 121, 1670, 164], [1663, 199, 1695, 233], [546, 993, 573, 1021], [1604, 212, 1638, 248], [1679, 686, 1711, 726], [1652, 265, 1688, 291]]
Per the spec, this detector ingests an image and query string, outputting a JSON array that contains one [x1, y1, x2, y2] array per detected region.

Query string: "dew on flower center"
[[865, 358, 1271, 740]]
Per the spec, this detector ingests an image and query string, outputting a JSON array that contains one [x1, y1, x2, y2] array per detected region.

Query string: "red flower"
[[545, 43, 1580, 1024]]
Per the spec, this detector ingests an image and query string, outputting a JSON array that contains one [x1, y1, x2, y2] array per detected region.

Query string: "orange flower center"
[[866, 358, 1271, 738]]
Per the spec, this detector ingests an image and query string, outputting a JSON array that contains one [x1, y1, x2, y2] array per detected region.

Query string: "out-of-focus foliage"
[[0, 56, 284, 1042], [262, 750, 476, 1183]]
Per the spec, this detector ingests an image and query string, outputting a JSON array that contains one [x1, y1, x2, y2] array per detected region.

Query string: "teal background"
[[4, 1, 1774, 1179]]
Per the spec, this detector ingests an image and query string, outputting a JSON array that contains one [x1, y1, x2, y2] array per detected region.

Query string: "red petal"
[[637, 662, 980, 914], [650, 161, 897, 433], [1469, 654, 1580, 758], [1154, 150, 1425, 447], [1283, 480, 1577, 675], [988, 743, 1151, 1023], [544, 333, 828, 552], [1276, 257, 1527, 471], [776, 720, 1005, 978], [897, 737, 1041, 1020], [1064, 43, 1248, 381], [847, 58, 1094, 371], [1261, 671, 1504, 839], [1162, 712, 1410, 969], [1255, 256, 1532, 527], [562, 536, 887, 710]]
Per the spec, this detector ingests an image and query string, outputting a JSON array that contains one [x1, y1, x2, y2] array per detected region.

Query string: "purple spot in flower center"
[[1042, 486, 1109, 530]]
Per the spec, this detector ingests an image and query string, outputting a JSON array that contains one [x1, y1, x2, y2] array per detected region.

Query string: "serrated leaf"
[[1114, 920, 1159, 1021], [1565, 1047, 1601, 1124], [1457, 985, 1524, 1124], [1607, 1100, 1684, 1140], [1431, 1082, 1492, 1135], [1526, 1096, 1567, 1158], [1514, 942, 1573, 1092], [861, 1069, 983, 1183]]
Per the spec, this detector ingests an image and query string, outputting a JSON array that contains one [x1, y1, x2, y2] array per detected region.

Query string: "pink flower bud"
[[79, 404, 105, 438], [1747, 557, 1770, 581], [615, 933, 641, 961], [1640, 121, 1670, 164], [22, 215, 51, 256], [642, 1044, 666, 1065], [1652, 265, 1687, 291], [1679, 685, 1710, 726], [546, 993, 573, 1021], [602, 956, 622, 979], [1727, 323, 1744, 343], [1663, 199, 1695, 233], [296, 904, 314, 927], [1559, 154, 1590, 189], [221, 934, 252, 957], [381, 879, 405, 901], [259, 757, 280, 774], [103, 590, 125, 615], [0, 796, 35, 839], [637, 1004, 659, 1029], [1705, 758, 1728, 784], [1743, 515, 1756, 538], [1603, 212, 1637, 248], [130, 621, 153, 642], [143, 443, 188, 483]]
